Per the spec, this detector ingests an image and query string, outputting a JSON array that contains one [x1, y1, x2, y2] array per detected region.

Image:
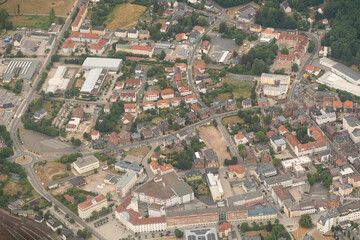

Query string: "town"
[[0, 0, 360, 240]]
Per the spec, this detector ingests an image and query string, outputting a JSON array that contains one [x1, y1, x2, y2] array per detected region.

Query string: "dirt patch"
[[198, 125, 231, 164], [245, 230, 270, 238], [34, 161, 71, 186], [79, 170, 119, 196], [106, 4, 146, 30], [51, 182, 72, 195], [126, 145, 148, 157], [226, 2, 260, 20], [0, 174, 7, 182], [311, 231, 334, 240], [291, 227, 315, 240], [16, 155, 32, 165]]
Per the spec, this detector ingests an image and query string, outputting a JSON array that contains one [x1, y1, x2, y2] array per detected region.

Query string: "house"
[[185, 94, 197, 104], [204, 149, 220, 168], [185, 169, 202, 182], [92, 26, 106, 36], [193, 26, 205, 34], [180, 87, 192, 96], [143, 101, 156, 111], [109, 94, 117, 103], [120, 132, 131, 145], [234, 132, 248, 145], [225, 99, 236, 111], [127, 29, 139, 38], [242, 98, 252, 109], [257, 97, 268, 107], [124, 103, 137, 114], [219, 222, 231, 238], [109, 132, 119, 145], [194, 158, 205, 169], [91, 130, 100, 140], [126, 79, 141, 88], [161, 89, 174, 99], [115, 81, 125, 90], [46, 218, 62, 232], [120, 91, 136, 102], [199, 40, 211, 56], [115, 29, 127, 38], [123, 113, 133, 124], [227, 165, 245, 179], [210, 101, 224, 113], [158, 119, 169, 132], [171, 97, 184, 107], [33, 109, 47, 121], [62, 39, 75, 54], [145, 90, 160, 101], [89, 38, 108, 55], [139, 30, 150, 39], [157, 99, 170, 109]]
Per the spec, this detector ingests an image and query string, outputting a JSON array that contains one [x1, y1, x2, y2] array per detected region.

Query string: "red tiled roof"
[[64, 194, 74, 203], [150, 161, 158, 170], [157, 99, 170, 105], [171, 97, 183, 104], [344, 100, 353, 109], [286, 134, 301, 148], [71, 32, 99, 40], [228, 165, 245, 174], [120, 92, 135, 97], [180, 87, 192, 93], [235, 132, 246, 140], [90, 39, 107, 50], [126, 79, 141, 86], [185, 94, 196, 100], [63, 39, 75, 49], [71, 5, 87, 27], [124, 103, 136, 109], [92, 130, 99, 136], [143, 101, 156, 106], [160, 163, 173, 172], [145, 90, 159, 97], [219, 222, 231, 232], [131, 45, 152, 51], [78, 194, 106, 210], [161, 89, 174, 95]]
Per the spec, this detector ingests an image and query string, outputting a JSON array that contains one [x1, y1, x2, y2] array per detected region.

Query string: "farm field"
[[105, 3, 146, 30], [1, 0, 76, 15]]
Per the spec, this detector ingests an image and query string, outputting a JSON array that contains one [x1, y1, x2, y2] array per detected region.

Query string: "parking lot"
[[208, 32, 237, 62], [0, 89, 22, 126], [21, 36, 47, 56]]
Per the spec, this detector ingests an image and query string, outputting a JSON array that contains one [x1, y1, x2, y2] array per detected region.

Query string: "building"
[[157, 99, 170, 109], [261, 73, 290, 96], [127, 29, 139, 38], [271, 185, 291, 208], [116, 172, 137, 197], [343, 115, 360, 143], [145, 90, 160, 101], [2, 60, 40, 83], [207, 172, 224, 201], [115, 196, 167, 233], [115, 159, 143, 174], [89, 39, 108, 55], [78, 194, 107, 219], [270, 135, 286, 153], [281, 156, 311, 176], [71, 32, 99, 43], [139, 30, 150, 39], [62, 39, 75, 53], [185, 228, 218, 240], [46, 66, 70, 93], [46, 218, 62, 232], [227, 191, 263, 207], [161, 89, 174, 99], [264, 173, 293, 190], [116, 44, 154, 57], [92, 26, 105, 36], [227, 165, 245, 179], [71, 5, 88, 31], [124, 103, 137, 114], [234, 132, 248, 145], [120, 91, 136, 102], [115, 29, 127, 38], [254, 163, 277, 181], [80, 68, 107, 95], [82, 57, 122, 71], [185, 169, 202, 182], [143, 101, 156, 111], [72, 156, 99, 174], [133, 172, 194, 207], [247, 205, 277, 222], [46, 35, 56, 50]]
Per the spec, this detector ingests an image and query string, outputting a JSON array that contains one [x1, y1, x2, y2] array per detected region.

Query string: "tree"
[[255, 131, 266, 142], [202, 34, 211, 41], [241, 222, 249, 232], [280, 48, 289, 54], [174, 229, 184, 238], [49, 8, 55, 23], [17, 4, 20, 15], [292, 63, 299, 72], [219, 21, 228, 33], [307, 40, 315, 53], [299, 214, 313, 228], [264, 114, 272, 125], [159, 50, 166, 60], [273, 158, 281, 168]]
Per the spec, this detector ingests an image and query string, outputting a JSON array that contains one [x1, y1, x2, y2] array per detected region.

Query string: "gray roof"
[[172, 182, 193, 197], [185, 169, 202, 178], [127, 29, 138, 34], [333, 63, 360, 82], [92, 26, 105, 31], [248, 205, 276, 217], [139, 29, 149, 34], [353, 129, 360, 137], [115, 160, 143, 173], [264, 173, 292, 186], [204, 149, 218, 162], [116, 172, 136, 189], [255, 163, 276, 180], [185, 228, 218, 240], [242, 98, 252, 106], [227, 191, 263, 206], [3, 60, 40, 81], [73, 155, 98, 169], [344, 115, 360, 127], [338, 200, 360, 215], [116, 28, 126, 32], [317, 208, 339, 226]]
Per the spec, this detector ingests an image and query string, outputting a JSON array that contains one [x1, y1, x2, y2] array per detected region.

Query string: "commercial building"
[[264, 173, 293, 190], [132, 172, 194, 207], [46, 66, 70, 93], [281, 156, 311, 175], [78, 194, 107, 219], [82, 57, 122, 71], [227, 191, 264, 207], [343, 115, 360, 143], [116, 172, 137, 197], [184, 228, 218, 240], [207, 173, 224, 201], [269, 134, 286, 153], [2, 60, 40, 83], [320, 58, 360, 85], [247, 205, 277, 222], [261, 73, 290, 96], [115, 159, 143, 174], [72, 156, 99, 174], [80, 68, 107, 95]]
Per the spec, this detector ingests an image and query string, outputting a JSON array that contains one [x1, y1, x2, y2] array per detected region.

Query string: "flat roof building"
[[2, 60, 40, 83], [72, 156, 99, 174], [80, 68, 107, 95], [82, 57, 122, 71]]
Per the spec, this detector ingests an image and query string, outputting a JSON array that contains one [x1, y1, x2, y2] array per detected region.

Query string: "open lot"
[[311, 231, 334, 240], [34, 161, 71, 187], [224, 75, 254, 98], [226, 1, 260, 20], [126, 145, 148, 157], [208, 32, 237, 62], [222, 115, 243, 125], [79, 169, 117, 196], [1, 0, 76, 15], [95, 214, 132, 240], [198, 125, 231, 164], [106, 3, 146, 30], [2, 180, 37, 199], [21, 36, 47, 56], [21, 129, 77, 155]]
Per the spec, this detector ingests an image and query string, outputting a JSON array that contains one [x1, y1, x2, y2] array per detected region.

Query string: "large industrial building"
[[46, 66, 70, 93], [80, 68, 107, 95], [82, 57, 122, 72], [2, 60, 40, 83]]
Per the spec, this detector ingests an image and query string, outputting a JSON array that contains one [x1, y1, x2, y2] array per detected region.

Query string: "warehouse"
[[46, 66, 70, 93], [80, 68, 107, 95], [82, 57, 122, 72], [2, 60, 40, 83]]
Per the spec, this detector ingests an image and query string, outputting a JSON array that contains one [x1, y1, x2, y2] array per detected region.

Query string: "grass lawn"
[[42, 100, 61, 112], [9, 15, 65, 30], [126, 145, 148, 157], [222, 115, 243, 125], [216, 92, 232, 102], [245, 230, 270, 238], [1, 0, 75, 15], [2, 180, 38, 199], [151, 117, 164, 124], [106, 3, 146, 30], [224, 76, 253, 98]]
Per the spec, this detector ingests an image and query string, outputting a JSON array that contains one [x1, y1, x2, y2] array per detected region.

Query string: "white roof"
[[317, 72, 360, 97], [80, 68, 103, 93], [281, 156, 311, 169], [82, 57, 122, 70], [340, 167, 354, 176], [46, 66, 70, 93]]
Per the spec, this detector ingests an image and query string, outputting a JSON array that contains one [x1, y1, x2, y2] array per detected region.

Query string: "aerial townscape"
[[1, 0, 360, 239]]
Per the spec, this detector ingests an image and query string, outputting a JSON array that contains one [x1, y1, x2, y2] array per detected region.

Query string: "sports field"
[[106, 3, 146, 30]]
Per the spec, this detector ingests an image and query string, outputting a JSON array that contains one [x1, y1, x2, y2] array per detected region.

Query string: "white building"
[[315, 111, 336, 125], [46, 66, 70, 93], [115, 172, 137, 197], [264, 173, 293, 190], [270, 135, 287, 153], [78, 194, 108, 219], [72, 156, 99, 174], [80, 68, 107, 95], [207, 173, 224, 202], [82, 57, 122, 72], [343, 115, 360, 143], [234, 132, 248, 145]]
